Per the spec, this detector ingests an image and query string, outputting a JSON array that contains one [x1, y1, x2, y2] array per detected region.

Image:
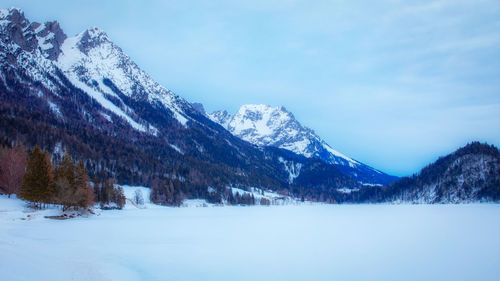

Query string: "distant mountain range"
[[0, 7, 497, 204]]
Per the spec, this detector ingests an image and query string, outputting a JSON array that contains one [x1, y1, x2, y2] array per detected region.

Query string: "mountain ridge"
[[341, 142, 500, 203], [0, 7, 363, 204]]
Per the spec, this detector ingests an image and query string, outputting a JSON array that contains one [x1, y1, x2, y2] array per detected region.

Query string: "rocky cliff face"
[[0, 8, 66, 60]]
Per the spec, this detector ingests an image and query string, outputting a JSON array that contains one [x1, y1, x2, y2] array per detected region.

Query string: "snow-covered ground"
[[1, 193, 500, 281]]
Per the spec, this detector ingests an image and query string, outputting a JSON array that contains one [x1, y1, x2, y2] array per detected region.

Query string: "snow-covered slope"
[[0, 7, 190, 134], [57, 27, 190, 128], [209, 104, 397, 185]]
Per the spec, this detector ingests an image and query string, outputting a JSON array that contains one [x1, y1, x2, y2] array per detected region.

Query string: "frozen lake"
[[1, 199, 500, 281]]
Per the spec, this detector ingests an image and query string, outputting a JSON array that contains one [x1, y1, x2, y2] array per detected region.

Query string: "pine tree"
[[113, 186, 126, 209], [41, 151, 55, 205], [54, 151, 76, 210], [54, 176, 71, 208], [74, 160, 94, 209], [100, 179, 114, 206], [20, 146, 42, 203], [20, 146, 54, 208], [56, 151, 75, 191], [92, 178, 101, 202]]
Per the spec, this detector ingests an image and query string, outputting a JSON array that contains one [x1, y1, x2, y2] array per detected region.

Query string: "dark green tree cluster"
[[20, 146, 54, 208], [53, 152, 95, 211], [259, 197, 271, 206], [227, 191, 255, 205], [20, 146, 94, 210], [93, 179, 126, 209], [150, 179, 184, 206]]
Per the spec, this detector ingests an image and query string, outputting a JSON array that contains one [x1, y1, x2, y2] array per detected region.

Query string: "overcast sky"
[[2, 0, 500, 176]]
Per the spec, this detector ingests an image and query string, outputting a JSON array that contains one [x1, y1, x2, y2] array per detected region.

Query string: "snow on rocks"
[[57, 28, 190, 129], [208, 104, 359, 167], [2, 9, 194, 134]]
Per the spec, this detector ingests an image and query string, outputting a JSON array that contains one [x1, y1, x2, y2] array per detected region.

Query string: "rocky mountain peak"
[[210, 104, 316, 150], [209, 110, 231, 128], [237, 104, 293, 119], [0, 7, 27, 26], [0, 8, 66, 60], [34, 21, 66, 60], [76, 27, 111, 55], [0, 7, 37, 53], [191, 102, 207, 116]]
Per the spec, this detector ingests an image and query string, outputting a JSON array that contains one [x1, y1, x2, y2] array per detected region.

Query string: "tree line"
[[0, 144, 126, 210]]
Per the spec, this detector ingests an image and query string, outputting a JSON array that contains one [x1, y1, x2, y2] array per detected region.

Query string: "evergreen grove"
[[17, 145, 125, 210]]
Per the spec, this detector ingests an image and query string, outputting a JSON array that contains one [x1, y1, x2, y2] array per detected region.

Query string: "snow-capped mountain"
[[0, 7, 361, 204], [209, 104, 397, 185], [0, 7, 190, 134], [57, 27, 191, 130]]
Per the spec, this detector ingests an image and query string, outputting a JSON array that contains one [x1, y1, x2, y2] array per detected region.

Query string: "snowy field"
[[1, 191, 500, 281]]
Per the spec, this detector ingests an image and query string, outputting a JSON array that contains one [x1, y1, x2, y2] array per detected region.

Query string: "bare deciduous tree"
[[0, 146, 27, 198], [134, 189, 144, 206]]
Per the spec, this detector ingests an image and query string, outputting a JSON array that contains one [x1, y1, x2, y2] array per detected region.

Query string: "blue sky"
[[2, 0, 500, 176]]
